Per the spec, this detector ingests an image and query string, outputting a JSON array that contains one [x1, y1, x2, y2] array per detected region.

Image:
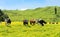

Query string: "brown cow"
[[30, 19, 36, 26]]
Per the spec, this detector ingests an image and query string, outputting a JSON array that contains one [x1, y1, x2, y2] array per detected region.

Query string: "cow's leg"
[[33, 22, 35, 26], [24, 22, 28, 26], [5, 22, 9, 26], [26, 22, 28, 26], [30, 22, 32, 25], [24, 24, 26, 26], [31, 22, 34, 26], [32, 23, 34, 26], [41, 23, 44, 26], [40, 23, 44, 26], [30, 22, 34, 26], [23, 22, 26, 26]]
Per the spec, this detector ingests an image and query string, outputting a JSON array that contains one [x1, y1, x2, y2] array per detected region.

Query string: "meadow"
[[2, 6, 60, 22], [0, 22, 60, 37], [0, 6, 60, 37]]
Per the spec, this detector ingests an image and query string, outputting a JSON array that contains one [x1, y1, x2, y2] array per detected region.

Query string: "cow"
[[23, 19, 28, 26], [23, 19, 31, 27], [30, 19, 36, 26], [37, 19, 47, 26], [5, 18, 11, 26]]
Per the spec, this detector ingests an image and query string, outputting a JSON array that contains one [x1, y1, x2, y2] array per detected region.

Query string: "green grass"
[[0, 6, 60, 37], [0, 24, 60, 37], [2, 6, 60, 22]]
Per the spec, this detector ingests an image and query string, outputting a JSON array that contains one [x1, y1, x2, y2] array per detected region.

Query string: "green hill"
[[2, 6, 60, 22]]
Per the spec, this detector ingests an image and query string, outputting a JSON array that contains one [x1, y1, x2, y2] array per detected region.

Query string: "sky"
[[0, 0, 60, 10]]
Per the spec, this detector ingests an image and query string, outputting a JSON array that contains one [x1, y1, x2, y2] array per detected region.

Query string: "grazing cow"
[[30, 19, 36, 26], [5, 18, 11, 26], [23, 19, 28, 26], [37, 19, 47, 26]]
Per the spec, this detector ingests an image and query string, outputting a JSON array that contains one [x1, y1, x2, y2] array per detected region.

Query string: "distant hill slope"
[[2, 6, 60, 22]]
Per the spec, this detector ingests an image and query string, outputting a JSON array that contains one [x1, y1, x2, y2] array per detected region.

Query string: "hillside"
[[2, 6, 60, 22]]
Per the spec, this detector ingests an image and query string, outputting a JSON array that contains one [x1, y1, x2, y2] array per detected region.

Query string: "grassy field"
[[0, 22, 60, 37], [0, 6, 60, 37], [2, 6, 60, 22]]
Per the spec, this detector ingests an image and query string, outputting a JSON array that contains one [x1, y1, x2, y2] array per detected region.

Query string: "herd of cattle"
[[23, 19, 47, 26], [2, 18, 59, 27], [4, 18, 47, 26]]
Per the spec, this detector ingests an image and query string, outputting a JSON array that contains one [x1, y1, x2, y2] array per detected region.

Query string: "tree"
[[55, 7, 57, 14], [0, 9, 9, 22]]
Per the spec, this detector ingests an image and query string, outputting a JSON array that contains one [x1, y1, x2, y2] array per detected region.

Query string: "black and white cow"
[[37, 19, 47, 26], [5, 18, 11, 26]]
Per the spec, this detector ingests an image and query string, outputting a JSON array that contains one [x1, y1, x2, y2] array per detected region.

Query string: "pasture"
[[0, 22, 60, 37], [0, 6, 60, 37], [3, 6, 60, 22]]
